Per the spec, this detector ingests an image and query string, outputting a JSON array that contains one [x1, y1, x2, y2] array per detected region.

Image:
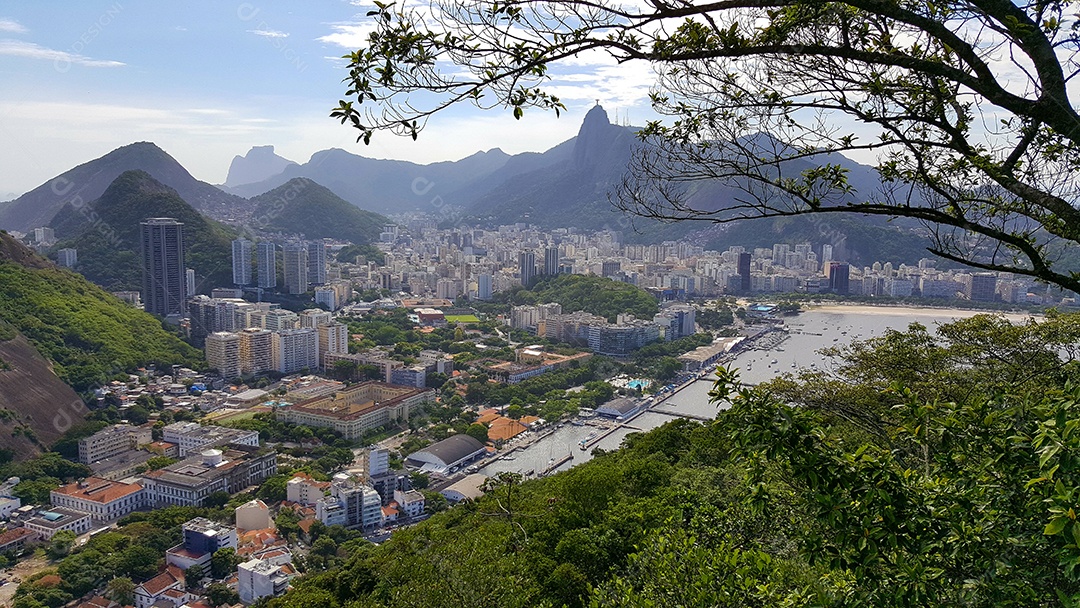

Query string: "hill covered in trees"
[[247, 178, 390, 244], [49, 170, 237, 292], [269, 312, 1080, 607], [0, 232, 201, 394], [508, 274, 659, 322]]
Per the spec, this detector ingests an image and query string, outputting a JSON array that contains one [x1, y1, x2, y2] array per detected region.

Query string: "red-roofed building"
[[50, 477, 146, 523], [0, 527, 36, 553], [134, 568, 186, 608]]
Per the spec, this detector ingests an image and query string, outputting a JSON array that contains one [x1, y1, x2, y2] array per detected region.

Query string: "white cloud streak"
[[0, 18, 27, 34], [0, 39, 124, 67], [248, 29, 289, 38]]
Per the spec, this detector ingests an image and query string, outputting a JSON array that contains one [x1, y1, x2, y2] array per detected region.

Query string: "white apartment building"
[[299, 309, 333, 328], [78, 424, 153, 464], [205, 332, 241, 380], [238, 556, 294, 603], [286, 474, 329, 506], [393, 488, 426, 519], [271, 328, 319, 374], [50, 478, 146, 523], [264, 309, 300, 332]]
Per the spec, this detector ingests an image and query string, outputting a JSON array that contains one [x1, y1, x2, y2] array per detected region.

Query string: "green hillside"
[[510, 274, 658, 322], [49, 170, 237, 292], [248, 178, 388, 244], [0, 232, 201, 392]]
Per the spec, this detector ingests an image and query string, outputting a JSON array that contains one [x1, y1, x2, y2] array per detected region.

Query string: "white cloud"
[[0, 18, 27, 34], [317, 23, 376, 49], [248, 29, 289, 39], [0, 39, 124, 67]]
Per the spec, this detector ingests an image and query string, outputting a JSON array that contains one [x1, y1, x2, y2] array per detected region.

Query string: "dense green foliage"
[[336, 243, 386, 265], [49, 170, 237, 292], [509, 274, 659, 323], [268, 313, 1080, 607], [249, 178, 388, 244], [0, 239, 202, 391]]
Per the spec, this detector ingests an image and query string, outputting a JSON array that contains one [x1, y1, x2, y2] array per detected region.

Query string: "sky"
[[0, 1, 657, 199]]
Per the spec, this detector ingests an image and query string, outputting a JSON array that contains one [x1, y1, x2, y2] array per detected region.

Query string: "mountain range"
[[0, 105, 932, 266]]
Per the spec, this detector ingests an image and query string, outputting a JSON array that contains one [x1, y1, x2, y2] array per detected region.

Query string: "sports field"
[[445, 314, 480, 323]]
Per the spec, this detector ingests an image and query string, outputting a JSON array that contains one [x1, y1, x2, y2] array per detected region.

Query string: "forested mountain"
[[246, 178, 388, 243], [0, 142, 249, 232], [49, 170, 237, 292]]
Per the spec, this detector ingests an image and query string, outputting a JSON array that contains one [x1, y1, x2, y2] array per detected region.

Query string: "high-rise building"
[[299, 309, 333, 328], [271, 328, 319, 374], [257, 242, 277, 289], [232, 239, 253, 286], [318, 323, 349, 367], [238, 328, 272, 375], [307, 241, 327, 286], [186, 268, 196, 297], [827, 262, 850, 295], [601, 260, 621, 277], [544, 246, 560, 275], [57, 248, 77, 268], [140, 218, 186, 317], [518, 250, 536, 288], [283, 243, 309, 295], [821, 243, 834, 265], [206, 332, 241, 380], [737, 252, 752, 292], [966, 272, 998, 302], [476, 274, 493, 300]]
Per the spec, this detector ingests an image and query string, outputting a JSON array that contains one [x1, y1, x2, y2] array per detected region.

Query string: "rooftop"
[[52, 477, 143, 503]]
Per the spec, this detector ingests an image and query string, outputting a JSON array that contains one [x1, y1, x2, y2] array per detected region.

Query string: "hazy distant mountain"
[[450, 105, 932, 264], [247, 178, 389, 243], [224, 147, 514, 215], [224, 145, 298, 188], [49, 170, 237, 292], [0, 142, 250, 232]]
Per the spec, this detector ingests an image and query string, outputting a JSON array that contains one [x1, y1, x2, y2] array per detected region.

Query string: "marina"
[[479, 306, 1035, 479]]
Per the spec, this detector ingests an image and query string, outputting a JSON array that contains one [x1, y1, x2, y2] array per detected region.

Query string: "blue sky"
[[0, 1, 656, 198]]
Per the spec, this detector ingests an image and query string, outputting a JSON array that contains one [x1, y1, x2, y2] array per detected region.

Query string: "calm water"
[[480, 307, 1030, 477]]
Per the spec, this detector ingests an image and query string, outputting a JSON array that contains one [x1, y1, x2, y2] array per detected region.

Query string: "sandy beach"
[[808, 303, 1038, 321]]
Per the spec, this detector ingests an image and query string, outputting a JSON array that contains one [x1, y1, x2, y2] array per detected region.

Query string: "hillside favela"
[[1, 2, 1080, 607]]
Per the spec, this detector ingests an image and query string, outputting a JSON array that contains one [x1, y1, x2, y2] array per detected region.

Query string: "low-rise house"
[[133, 566, 187, 608], [393, 489, 425, 519]]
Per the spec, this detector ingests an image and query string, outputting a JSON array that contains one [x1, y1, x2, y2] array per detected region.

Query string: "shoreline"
[[805, 303, 1039, 320]]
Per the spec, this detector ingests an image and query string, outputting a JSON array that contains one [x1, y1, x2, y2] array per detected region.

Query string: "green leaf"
[[1046, 517, 1068, 536]]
